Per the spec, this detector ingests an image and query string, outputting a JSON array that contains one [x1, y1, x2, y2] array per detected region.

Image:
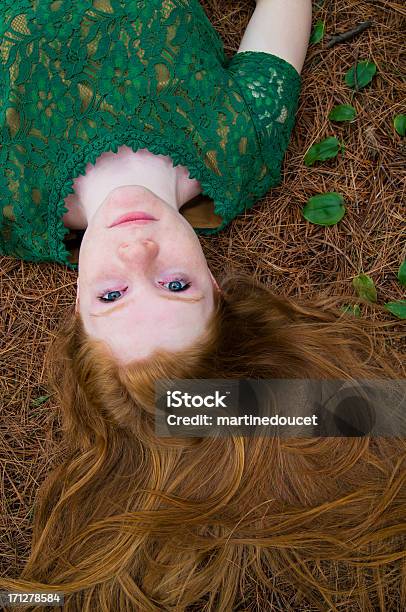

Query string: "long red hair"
[[1, 271, 405, 611]]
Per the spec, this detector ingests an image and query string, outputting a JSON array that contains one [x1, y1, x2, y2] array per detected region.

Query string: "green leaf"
[[31, 394, 51, 407], [310, 20, 325, 44], [328, 104, 357, 122], [302, 192, 346, 226], [397, 260, 406, 286], [304, 136, 342, 166], [341, 304, 361, 317], [394, 114, 406, 136], [352, 274, 377, 303], [383, 300, 406, 319], [344, 61, 377, 90]]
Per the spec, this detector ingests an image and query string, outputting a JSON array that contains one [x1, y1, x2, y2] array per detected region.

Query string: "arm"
[[237, 0, 313, 74]]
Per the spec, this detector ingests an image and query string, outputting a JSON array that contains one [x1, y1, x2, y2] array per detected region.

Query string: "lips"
[[109, 212, 157, 227]]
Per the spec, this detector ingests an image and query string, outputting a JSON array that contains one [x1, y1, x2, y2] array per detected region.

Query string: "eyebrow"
[[89, 291, 205, 318]]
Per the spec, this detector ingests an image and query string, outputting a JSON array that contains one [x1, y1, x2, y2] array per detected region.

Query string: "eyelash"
[[97, 279, 192, 302]]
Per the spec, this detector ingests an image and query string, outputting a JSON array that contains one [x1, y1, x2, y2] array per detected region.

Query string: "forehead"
[[84, 288, 212, 334], [85, 303, 210, 361]]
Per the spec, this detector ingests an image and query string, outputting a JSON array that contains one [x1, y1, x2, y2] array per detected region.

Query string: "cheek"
[[79, 228, 103, 258], [180, 227, 206, 259]]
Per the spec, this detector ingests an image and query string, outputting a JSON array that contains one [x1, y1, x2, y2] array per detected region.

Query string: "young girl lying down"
[[1, 0, 311, 362], [1, 1, 405, 611]]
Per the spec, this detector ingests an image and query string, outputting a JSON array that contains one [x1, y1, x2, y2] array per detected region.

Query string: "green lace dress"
[[0, 0, 302, 271]]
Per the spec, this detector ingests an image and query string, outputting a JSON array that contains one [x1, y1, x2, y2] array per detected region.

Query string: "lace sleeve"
[[225, 51, 302, 181]]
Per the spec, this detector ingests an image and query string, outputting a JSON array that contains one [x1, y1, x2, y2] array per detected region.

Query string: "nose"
[[117, 239, 159, 264]]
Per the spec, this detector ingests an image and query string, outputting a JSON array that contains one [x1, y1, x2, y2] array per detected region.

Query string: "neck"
[[73, 146, 188, 225]]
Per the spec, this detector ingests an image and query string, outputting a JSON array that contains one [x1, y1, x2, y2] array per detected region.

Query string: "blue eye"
[[159, 279, 191, 292], [97, 288, 127, 303], [97, 279, 192, 303]]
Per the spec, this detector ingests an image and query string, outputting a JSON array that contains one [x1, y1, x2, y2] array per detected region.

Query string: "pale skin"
[[73, 0, 312, 364]]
